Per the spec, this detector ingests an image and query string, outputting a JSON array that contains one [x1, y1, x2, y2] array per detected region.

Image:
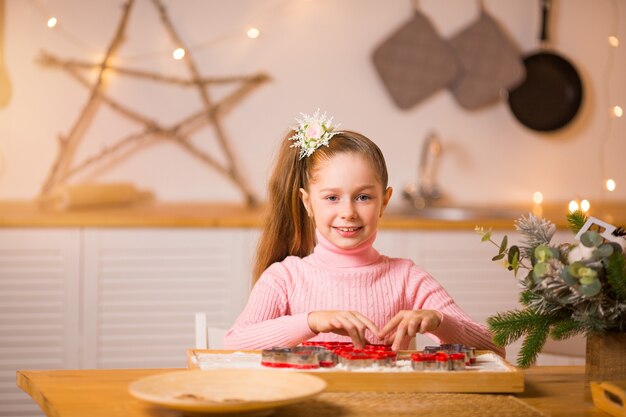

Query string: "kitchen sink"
[[388, 205, 529, 221]]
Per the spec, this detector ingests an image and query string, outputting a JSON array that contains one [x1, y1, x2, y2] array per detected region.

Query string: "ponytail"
[[252, 131, 315, 282]]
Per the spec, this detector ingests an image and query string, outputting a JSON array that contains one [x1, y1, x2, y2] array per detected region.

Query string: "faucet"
[[403, 131, 443, 209]]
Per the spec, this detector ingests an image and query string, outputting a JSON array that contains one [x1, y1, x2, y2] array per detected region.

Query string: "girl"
[[224, 111, 504, 356]]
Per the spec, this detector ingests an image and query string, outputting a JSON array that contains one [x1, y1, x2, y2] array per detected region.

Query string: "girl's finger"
[[378, 314, 403, 339], [392, 321, 408, 351], [353, 312, 380, 339], [407, 318, 420, 336], [419, 315, 433, 333], [336, 315, 366, 349]]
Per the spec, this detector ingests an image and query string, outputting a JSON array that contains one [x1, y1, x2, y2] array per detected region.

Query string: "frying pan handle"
[[540, 0, 551, 43]]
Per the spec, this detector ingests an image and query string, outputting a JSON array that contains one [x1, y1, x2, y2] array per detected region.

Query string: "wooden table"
[[16, 366, 611, 417]]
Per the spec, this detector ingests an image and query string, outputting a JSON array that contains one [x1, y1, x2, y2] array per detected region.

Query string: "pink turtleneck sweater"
[[224, 231, 505, 357]]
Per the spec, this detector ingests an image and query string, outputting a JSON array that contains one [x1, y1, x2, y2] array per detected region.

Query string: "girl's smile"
[[333, 226, 363, 238]]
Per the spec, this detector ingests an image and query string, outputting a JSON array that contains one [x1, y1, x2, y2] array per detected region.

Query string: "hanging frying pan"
[[507, 0, 583, 132]]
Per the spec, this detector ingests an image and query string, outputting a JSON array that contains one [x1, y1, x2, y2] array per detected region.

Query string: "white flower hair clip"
[[289, 109, 340, 159]]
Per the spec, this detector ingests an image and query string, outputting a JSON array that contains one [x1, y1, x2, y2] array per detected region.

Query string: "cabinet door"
[[82, 228, 256, 369], [0, 229, 80, 417]]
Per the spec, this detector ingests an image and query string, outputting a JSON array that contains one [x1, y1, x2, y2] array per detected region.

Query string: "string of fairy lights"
[[28, 1, 623, 214], [34, 0, 285, 60]]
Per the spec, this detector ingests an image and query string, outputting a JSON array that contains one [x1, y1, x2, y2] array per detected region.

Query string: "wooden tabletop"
[[16, 366, 611, 417]]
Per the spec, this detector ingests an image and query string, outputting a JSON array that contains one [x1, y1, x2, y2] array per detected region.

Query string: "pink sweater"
[[224, 231, 505, 357]]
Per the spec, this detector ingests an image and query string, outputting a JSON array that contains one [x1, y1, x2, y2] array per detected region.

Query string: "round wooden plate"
[[128, 369, 327, 414]]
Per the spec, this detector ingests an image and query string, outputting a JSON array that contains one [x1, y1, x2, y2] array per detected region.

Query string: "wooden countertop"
[[16, 366, 610, 417], [1, 199, 625, 229]]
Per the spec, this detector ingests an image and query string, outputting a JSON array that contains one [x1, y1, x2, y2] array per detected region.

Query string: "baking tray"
[[187, 349, 524, 393]]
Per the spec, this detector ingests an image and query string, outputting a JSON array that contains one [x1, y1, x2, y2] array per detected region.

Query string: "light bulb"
[[609, 36, 620, 47], [613, 105, 623, 118], [47, 17, 58, 28], [247, 27, 260, 39], [580, 199, 590, 213], [532, 191, 544, 204], [606, 179, 616, 192], [172, 48, 185, 60], [568, 200, 579, 212]]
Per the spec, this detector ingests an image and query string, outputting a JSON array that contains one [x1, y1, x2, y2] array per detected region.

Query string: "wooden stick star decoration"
[[37, 0, 270, 206]]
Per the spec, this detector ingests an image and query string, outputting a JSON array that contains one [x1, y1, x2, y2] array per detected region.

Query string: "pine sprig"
[[566, 210, 588, 233], [517, 315, 551, 368], [607, 252, 626, 302], [550, 317, 585, 340], [519, 290, 538, 306], [487, 309, 541, 347]]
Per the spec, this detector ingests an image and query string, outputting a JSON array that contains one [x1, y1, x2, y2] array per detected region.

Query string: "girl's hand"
[[378, 310, 442, 351], [307, 310, 379, 349]]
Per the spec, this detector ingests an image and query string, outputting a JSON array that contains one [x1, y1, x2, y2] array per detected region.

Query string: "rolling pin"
[[41, 182, 153, 211]]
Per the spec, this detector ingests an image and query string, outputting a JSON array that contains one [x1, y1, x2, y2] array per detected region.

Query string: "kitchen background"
[[0, 1, 625, 416], [0, 0, 624, 206]]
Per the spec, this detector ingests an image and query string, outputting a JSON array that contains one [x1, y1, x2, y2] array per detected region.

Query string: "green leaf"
[[481, 231, 492, 242], [593, 243, 614, 259], [578, 266, 598, 284], [508, 245, 520, 265], [533, 262, 548, 278], [492, 253, 505, 261], [581, 231, 602, 248], [568, 262, 585, 277], [499, 235, 508, 255], [579, 279, 601, 297], [534, 245, 553, 263], [560, 268, 577, 286]]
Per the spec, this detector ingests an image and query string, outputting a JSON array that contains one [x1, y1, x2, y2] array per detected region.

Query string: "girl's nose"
[[340, 201, 357, 219]]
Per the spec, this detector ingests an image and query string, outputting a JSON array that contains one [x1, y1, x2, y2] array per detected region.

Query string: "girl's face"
[[300, 152, 393, 250]]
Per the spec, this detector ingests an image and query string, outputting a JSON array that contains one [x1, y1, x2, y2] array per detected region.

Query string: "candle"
[[532, 191, 543, 217]]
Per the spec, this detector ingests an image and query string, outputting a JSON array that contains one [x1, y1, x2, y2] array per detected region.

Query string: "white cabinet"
[[0, 229, 81, 417]]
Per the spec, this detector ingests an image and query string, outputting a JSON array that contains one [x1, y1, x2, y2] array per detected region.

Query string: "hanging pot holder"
[[448, 10, 526, 110], [372, 10, 460, 110]]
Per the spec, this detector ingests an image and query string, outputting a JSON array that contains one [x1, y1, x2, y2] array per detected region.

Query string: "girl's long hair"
[[252, 130, 388, 283]]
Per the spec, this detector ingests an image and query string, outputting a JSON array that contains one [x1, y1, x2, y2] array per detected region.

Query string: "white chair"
[[195, 312, 227, 349]]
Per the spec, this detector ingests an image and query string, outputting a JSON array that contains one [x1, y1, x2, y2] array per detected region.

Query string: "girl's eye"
[[326, 195, 338, 202], [356, 194, 371, 202]]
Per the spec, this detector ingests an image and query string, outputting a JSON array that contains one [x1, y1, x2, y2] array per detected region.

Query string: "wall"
[[0, 0, 624, 209]]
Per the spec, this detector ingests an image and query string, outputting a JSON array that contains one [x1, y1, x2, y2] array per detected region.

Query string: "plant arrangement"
[[476, 211, 626, 368]]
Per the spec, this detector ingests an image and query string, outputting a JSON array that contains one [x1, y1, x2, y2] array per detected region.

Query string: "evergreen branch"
[[566, 210, 588, 234], [607, 252, 626, 302], [517, 314, 552, 368], [487, 309, 539, 347], [519, 290, 540, 306], [550, 317, 586, 340]]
